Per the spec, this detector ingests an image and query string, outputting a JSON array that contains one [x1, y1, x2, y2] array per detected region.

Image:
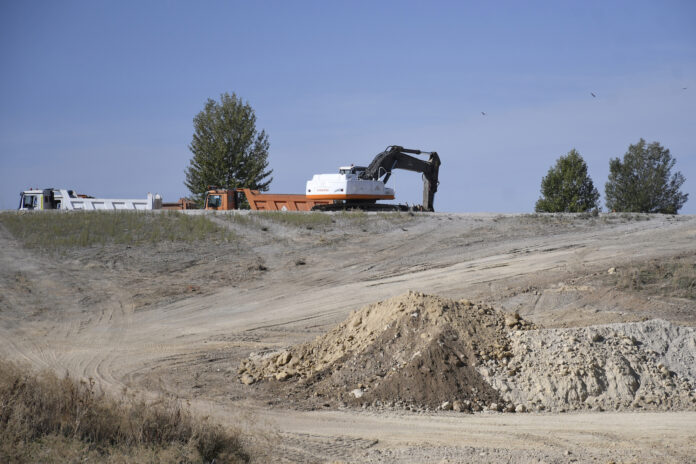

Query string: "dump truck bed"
[[239, 189, 332, 211]]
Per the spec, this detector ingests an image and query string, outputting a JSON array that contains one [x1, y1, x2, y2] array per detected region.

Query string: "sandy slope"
[[1, 212, 695, 462]]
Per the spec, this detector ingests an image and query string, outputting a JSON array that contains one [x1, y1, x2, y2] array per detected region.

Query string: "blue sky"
[[1, 1, 694, 212]]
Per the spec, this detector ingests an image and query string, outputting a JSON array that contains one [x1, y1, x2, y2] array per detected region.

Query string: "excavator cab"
[[338, 166, 367, 177]]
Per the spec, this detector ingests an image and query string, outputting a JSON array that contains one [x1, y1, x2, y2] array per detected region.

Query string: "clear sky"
[[1, 1, 694, 212]]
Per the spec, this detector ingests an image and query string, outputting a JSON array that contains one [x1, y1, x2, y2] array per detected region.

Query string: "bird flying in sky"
[[591, 92, 596, 98], [481, 111, 486, 116]]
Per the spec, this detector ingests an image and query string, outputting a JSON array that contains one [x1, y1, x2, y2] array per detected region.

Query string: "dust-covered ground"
[[1, 211, 695, 463]]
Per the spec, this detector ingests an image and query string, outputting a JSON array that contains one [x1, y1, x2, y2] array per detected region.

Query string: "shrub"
[[0, 360, 249, 463]]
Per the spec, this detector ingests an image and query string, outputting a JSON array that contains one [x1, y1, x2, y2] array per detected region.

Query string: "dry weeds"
[[0, 360, 250, 463], [612, 254, 696, 299]]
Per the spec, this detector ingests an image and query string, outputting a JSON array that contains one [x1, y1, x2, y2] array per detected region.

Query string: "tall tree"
[[535, 149, 600, 212], [605, 139, 688, 214], [185, 93, 272, 204]]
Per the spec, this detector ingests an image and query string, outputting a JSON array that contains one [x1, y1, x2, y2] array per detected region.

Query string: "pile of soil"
[[480, 320, 696, 412], [238, 292, 535, 411], [239, 292, 696, 414]]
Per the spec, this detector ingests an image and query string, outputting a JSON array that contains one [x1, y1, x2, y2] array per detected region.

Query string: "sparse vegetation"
[[335, 210, 368, 227], [223, 209, 414, 231], [518, 213, 576, 225], [259, 211, 334, 228], [612, 255, 696, 300], [0, 360, 250, 463], [519, 212, 654, 227], [0, 211, 235, 249], [223, 211, 332, 229]]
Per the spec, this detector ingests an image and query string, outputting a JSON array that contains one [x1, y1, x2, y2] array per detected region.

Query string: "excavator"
[[200, 145, 441, 212], [306, 145, 441, 211]]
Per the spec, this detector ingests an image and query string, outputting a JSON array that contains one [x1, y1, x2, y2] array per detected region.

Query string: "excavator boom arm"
[[360, 145, 441, 211]]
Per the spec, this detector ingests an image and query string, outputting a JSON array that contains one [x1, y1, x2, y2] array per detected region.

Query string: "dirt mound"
[[239, 292, 696, 414], [479, 320, 696, 413], [239, 292, 535, 410]]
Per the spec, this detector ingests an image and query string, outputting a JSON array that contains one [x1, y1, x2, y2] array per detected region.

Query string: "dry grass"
[[612, 255, 696, 300], [0, 360, 250, 463], [0, 211, 235, 249], [223, 210, 406, 230], [223, 211, 332, 229], [258, 211, 334, 228], [520, 212, 653, 225]]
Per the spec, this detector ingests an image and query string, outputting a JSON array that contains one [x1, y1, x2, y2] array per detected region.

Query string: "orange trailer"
[[161, 197, 195, 210], [204, 188, 332, 211], [240, 188, 331, 211]]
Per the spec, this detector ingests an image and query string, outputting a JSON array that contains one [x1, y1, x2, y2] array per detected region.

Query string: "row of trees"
[[535, 140, 688, 214], [183, 93, 688, 214]]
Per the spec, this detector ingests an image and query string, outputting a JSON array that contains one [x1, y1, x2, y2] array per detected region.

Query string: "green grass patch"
[[0, 211, 235, 249]]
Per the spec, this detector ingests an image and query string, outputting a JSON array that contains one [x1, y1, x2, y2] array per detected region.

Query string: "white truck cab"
[[18, 188, 69, 210]]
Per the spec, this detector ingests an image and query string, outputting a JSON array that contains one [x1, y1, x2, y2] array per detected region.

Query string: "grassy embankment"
[[0, 360, 251, 463], [0, 211, 235, 249]]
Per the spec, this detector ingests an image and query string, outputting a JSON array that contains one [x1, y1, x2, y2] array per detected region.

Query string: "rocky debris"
[[238, 292, 535, 410], [479, 320, 696, 413], [276, 351, 292, 366], [351, 388, 365, 399], [238, 292, 696, 414]]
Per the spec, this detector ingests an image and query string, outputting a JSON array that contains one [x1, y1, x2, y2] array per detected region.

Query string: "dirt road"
[[1, 212, 695, 462]]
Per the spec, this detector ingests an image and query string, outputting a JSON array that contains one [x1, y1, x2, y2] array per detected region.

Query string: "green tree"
[[535, 149, 600, 213], [185, 93, 272, 204], [605, 139, 688, 214]]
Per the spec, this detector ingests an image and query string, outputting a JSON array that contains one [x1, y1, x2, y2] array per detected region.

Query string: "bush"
[[0, 360, 250, 463]]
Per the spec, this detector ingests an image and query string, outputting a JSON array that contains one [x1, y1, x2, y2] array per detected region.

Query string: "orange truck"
[[204, 188, 331, 211]]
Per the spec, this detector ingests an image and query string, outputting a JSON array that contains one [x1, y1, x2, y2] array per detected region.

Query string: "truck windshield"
[[207, 195, 221, 208], [21, 194, 37, 210]]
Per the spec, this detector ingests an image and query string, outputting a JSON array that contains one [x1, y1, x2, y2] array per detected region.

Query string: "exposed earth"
[[1, 211, 695, 463]]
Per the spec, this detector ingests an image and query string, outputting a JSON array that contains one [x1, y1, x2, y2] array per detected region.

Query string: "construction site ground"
[[1, 211, 695, 463]]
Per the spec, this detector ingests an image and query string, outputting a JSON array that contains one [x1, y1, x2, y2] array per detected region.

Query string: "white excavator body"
[[305, 166, 395, 201]]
